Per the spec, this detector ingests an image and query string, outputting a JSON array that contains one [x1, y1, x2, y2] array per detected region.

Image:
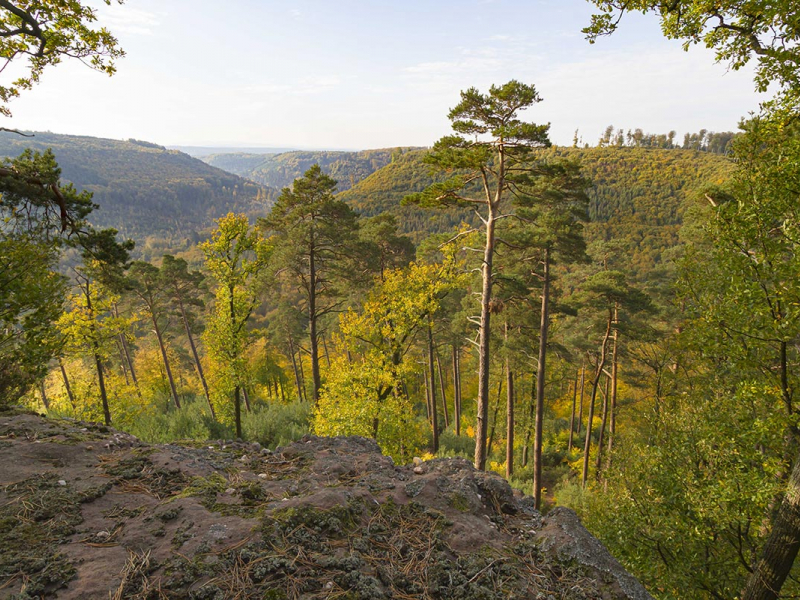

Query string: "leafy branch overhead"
[[0, 0, 125, 116], [584, 0, 800, 106]]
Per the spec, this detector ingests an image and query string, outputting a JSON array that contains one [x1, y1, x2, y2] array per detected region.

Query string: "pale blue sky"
[[7, 0, 767, 149]]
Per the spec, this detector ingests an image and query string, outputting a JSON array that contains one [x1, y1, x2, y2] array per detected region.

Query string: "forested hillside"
[[340, 146, 733, 282], [202, 147, 417, 192], [0, 132, 274, 250]]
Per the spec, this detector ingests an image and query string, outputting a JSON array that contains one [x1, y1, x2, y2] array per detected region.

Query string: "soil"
[[0, 409, 653, 600]]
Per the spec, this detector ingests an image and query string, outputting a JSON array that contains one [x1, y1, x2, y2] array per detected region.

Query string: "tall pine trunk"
[[177, 295, 214, 418], [576, 363, 585, 435], [568, 371, 578, 451], [152, 313, 181, 409], [474, 199, 498, 470], [582, 310, 613, 487], [595, 375, 610, 475], [309, 239, 321, 404], [436, 351, 449, 429], [288, 337, 304, 402], [452, 345, 462, 435], [533, 247, 550, 509], [59, 361, 76, 409], [427, 320, 439, 452], [606, 308, 619, 468]]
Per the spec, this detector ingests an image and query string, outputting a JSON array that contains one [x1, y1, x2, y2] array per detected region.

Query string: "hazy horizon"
[[3, 0, 767, 149]]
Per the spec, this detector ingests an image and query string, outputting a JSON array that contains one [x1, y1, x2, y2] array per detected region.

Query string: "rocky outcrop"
[[0, 411, 652, 599]]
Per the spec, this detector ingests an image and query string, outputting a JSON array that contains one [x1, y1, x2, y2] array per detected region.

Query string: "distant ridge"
[[169, 145, 298, 157], [0, 132, 276, 249], [201, 147, 421, 192]]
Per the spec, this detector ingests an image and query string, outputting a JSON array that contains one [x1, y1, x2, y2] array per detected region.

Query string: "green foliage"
[[0, 1, 124, 116], [128, 399, 230, 444], [0, 236, 65, 405], [242, 401, 310, 449], [201, 213, 270, 435], [313, 252, 465, 463], [584, 0, 800, 108], [564, 383, 792, 599], [341, 146, 732, 281]]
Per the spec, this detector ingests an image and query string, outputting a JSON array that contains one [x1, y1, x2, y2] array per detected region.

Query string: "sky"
[[5, 0, 768, 150]]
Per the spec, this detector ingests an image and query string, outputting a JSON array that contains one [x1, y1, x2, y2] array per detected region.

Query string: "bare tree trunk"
[[742, 452, 800, 600], [427, 321, 439, 452], [39, 381, 49, 411], [423, 370, 432, 422], [474, 201, 498, 471], [533, 247, 550, 509], [452, 345, 461, 435], [607, 308, 619, 469], [234, 385, 242, 439], [152, 313, 181, 410], [95, 350, 111, 425], [242, 385, 252, 412], [506, 356, 515, 479], [115, 338, 130, 385], [568, 371, 578, 451], [279, 376, 286, 402], [297, 347, 308, 403], [59, 361, 76, 409], [436, 351, 449, 429], [595, 375, 610, 475], [576, 363, 585, 435], [114, 304, 139, 391], [487, 380, 504, 458], [177, 295, 214, 418], [288, 338, 304, 403], [309, 244, 321, 404], [322, 334, 331, 368], [582, 310, 613, 487], [522, 379, 535, 467]]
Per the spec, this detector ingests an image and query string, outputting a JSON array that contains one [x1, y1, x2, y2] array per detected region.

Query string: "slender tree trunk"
[[607, 309, 619, 468], [742, 452, 800, 600], [487, 380, 503, 458], [242, 385, 252, 412], [279, 376, 286, 402], [297, 347, 308, 402], [452, 345, 461, 436], [288, 338, 303, 402], [86, 282, 111, 425], [115, 338, 130, 385], [322, 334, 331, 368], [178, 296, 214, 418], [582, 311, 613, 487], [114, 304, 139, 390], [475, 200, 498, 470], [522, 379, 535, 467], [595, 375, 610, 475], [533, 248, 550, 509], [59, 361, 76, 409], [568, 371, 578, 451], [39, 381, 49, 411], [309, 245, 321, 404], [436, 351, 449, 429], [427, 321, 439, 452], [234, 384, 242, 439], [95, 350, 111, 425], [152, 314, 181, 409], [506, 354, 515, 479], [577, 363, 585, 435]]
